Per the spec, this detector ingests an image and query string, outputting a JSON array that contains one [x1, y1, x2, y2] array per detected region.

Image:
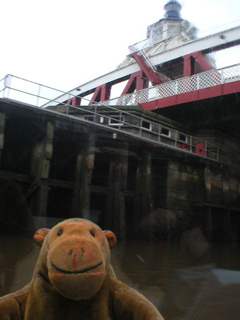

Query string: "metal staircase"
[[139, 49, 171, 83]]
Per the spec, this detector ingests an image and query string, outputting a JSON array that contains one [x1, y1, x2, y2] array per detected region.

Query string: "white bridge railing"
[[100, 63, 240, 106], [0, 75, 72, 107], [1, 64, 239, 109]]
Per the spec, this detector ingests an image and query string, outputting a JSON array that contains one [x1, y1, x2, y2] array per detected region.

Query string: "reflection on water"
[[1, 228, 240, 319], [0, 235, 36, 296]]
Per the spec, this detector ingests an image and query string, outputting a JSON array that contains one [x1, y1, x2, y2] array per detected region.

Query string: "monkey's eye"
[[90, 230, 95, 237], [58, 230, 63, 236]]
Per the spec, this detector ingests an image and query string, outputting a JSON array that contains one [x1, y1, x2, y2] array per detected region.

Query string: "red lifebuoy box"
[[196, 142, 205, 156]]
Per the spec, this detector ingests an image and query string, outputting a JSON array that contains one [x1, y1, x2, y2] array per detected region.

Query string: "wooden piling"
[[73, 134, 95, 219], [106, 142, 128, 239], [0, 113, 5, 166], [206, 207, 213, 241], [30, 122, 54, 216], [134, 150, 153, 227]]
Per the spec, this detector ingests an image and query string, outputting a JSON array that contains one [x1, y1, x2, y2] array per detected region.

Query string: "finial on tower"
[[164, 0, 182, 20]]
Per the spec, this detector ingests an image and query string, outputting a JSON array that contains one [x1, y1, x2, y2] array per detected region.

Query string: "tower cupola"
[[146, 0, 197, 45], [164, 0, 182, 20]]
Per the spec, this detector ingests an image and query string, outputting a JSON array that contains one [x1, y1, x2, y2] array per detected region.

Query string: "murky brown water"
[[1, 231, 240, 320]]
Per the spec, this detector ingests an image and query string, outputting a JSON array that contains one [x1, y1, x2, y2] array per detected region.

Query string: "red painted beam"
[[136, 70, 148, 91], [120, 71, 148, 96], [121, 73, 138, 95], [184, 52, 214, 77], [132, 53, 165, 86], [184, 55, 195, 77], [140, 81, 240, 111], [89, 84, 111, 105], [67, 96, 81, 107], [194, 52, 214, 72], [100, 84, 111, 101], [89, 86, 101, 106]]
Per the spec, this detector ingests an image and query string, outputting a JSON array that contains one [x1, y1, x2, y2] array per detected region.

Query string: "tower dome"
[[164, 0, 182, 20], [145, 0, 196, 46]]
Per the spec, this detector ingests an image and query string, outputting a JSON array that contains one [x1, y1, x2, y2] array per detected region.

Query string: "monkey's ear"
[[103, 231, 117, 249], [33, 228, 50, 247]]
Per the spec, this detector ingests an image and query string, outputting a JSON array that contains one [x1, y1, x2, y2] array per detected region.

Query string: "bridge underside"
[[154, 89, 240, 139]]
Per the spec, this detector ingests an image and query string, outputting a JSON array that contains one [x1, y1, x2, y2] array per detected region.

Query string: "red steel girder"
[[184, 52, 214, 77], [66, 96, 81, 107], [89, 84, 111, 105], [121, 73, 137, 95], [132, 52, 165, 86], [121, 71, 148, 96]]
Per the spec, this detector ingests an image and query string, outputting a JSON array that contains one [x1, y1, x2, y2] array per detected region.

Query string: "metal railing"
[[100, 63, 240, 106], [128, 39, 150, 54], [2, 64, 239, 109], [0, 73, 238, 166], [0, 75, 74, 107]]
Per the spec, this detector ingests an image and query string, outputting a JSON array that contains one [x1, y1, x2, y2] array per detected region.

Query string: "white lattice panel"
[[223, 65, 240, 83], [102, 63, 240, 107]]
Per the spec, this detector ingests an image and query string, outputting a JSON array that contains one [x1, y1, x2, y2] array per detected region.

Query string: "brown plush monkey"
[[0, 218, 164, 320]]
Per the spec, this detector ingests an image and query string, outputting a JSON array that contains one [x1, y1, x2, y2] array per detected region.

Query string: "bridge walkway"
[[100, 63, 240, 111]]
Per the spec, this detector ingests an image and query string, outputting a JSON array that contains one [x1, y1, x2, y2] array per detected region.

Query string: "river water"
[[0, 231, 240, 320]]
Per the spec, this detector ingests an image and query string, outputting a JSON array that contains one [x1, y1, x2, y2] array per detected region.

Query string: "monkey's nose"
[[69, 248, 85, 255], [71, 249, 85, 269]]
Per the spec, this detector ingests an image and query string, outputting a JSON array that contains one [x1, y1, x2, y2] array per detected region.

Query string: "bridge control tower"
[[118, 0, 214, 87], [147, 0, 197, 46], [40, 0, 240, 109]]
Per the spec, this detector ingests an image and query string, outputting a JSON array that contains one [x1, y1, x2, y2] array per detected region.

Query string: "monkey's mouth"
[[51, 261, 103, 275]]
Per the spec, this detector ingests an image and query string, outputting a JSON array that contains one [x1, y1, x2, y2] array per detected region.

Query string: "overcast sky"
[[1, 0, 240, 92]]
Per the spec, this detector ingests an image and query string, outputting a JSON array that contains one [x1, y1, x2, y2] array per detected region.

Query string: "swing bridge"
[[1, 60, 240, 167]]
